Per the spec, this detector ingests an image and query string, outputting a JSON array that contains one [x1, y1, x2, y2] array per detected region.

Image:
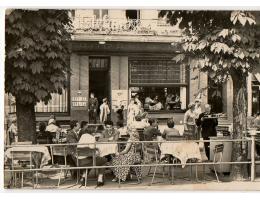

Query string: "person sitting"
[[162, 119, 180, 140], [165, 93, 174, 110], [111, 127, 142, 182], [173, 94, 181, 108], [45, 118, 59, 143], [77, 126, 107, 187], [66, 120, 81, 180], [143, 118, 161, 141], [117, 121, 128, 137], [131, 115, 149, 129], [78, 121, 88, 139], [36, 122, 51, 144], [101, 120, 119, 141]]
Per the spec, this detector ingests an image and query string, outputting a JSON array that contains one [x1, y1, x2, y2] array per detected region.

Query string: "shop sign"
[[72, 96, 87, 107]]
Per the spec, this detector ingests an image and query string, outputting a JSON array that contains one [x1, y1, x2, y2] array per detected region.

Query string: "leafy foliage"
[[160, 11, 260, 84], [5, 9, 72, 105]]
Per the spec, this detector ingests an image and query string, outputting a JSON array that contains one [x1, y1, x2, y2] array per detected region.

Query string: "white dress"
[[127, 104, 139, 126]]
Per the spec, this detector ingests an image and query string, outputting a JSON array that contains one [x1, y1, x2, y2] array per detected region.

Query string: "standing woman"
[[183, 102, 197, 139], [100, 98, 110, 124], [127, 98, 138, 126]]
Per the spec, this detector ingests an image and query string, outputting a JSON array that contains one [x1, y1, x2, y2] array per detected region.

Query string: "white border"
[[1, 0, 260, 199]]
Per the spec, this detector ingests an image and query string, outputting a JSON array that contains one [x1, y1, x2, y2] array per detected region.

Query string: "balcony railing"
[[72, 17, 181, 36]]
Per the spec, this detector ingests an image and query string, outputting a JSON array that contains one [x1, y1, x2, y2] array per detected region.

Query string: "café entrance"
[[89, 57, 111, 114]]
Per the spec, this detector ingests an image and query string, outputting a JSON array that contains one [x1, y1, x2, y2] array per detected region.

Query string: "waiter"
[[196, 104, 218, 159], [88, 92, 98, 124]]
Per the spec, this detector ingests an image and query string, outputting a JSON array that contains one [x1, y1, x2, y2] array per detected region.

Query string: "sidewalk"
[[6, 166, 260, 191]]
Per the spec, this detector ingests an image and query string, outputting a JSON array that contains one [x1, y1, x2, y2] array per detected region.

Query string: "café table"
[[5, 145, 51, 168], [160, 140, 203, 168], [77, 136, 118, 157]]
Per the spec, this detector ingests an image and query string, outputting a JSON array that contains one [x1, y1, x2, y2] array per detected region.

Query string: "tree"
[[5, 9, 72, 143], [160, 10, 260, 180]]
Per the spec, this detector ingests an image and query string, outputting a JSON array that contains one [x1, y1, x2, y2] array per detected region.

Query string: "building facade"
[[4, 9, 260, 126]]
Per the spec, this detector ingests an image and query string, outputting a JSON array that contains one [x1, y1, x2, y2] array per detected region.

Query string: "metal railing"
[[72, 17, 181, 36], [4, 131, 260, 188]]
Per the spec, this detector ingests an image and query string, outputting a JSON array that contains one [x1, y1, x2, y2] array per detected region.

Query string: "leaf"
[[230, 11, 239, 24], [246, 16, 256, 25], [30, 61, 44, 74], [172, 54, 185, 63], [231, 34, 241, 43], [237, 12, 247, 26], [198, 40, 207, 50], [218, 29, 229, 38]]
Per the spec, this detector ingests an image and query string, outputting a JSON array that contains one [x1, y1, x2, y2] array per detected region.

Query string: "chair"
[[10, 151, 35, 188], [76, 147, 96, 187], [164, 136, 185, 183], [212, 144, 224, 182], [143, 143, 166, 185], [136, 128, 145, 141], [50, 145, 70, 187]]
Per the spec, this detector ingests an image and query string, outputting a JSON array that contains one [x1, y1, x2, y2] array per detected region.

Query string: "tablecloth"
[[96, 143, 118, 157], [160, 141, 203, 168], [5, 146, 51, 168]]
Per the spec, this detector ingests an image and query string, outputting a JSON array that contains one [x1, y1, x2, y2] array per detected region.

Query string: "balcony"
[[72, 16, 182, 37]]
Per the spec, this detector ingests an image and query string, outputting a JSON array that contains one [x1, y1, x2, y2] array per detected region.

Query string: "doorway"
[[89, 57, 110, 114]]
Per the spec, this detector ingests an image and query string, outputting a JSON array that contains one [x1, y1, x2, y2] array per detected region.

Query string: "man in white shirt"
[[77, 130, 107, 187]]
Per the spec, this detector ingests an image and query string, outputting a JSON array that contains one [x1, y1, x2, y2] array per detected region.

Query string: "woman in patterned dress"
[[111, 127, 142, 182]]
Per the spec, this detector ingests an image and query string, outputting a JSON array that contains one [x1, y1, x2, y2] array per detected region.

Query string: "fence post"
[[250, 129, 257, 181]]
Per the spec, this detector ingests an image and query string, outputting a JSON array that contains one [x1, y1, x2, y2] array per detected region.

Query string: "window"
[[6, 89, 69, 114], [93, 9, 108, 19], [89, 57, 109, 71], [35, 89, 69, 113], [129, 60, 187, 85], [129, 59, 188, 111], [130, 86, 185, 111]]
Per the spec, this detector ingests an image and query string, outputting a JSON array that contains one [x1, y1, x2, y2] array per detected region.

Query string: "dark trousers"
[[202, 136, 210, 159], [89, 110, 97, 124]]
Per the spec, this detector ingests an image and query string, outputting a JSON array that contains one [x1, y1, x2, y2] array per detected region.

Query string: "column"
[[70, 54, 89, 122]]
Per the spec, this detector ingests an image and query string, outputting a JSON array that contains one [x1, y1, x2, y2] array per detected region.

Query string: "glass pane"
[[129, 60, 186, 85]]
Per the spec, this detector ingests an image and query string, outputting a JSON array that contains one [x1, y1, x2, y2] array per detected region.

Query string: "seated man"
[[77, 127, 107, 187], [162, 118, 180, 140], [66, 120, 81, 180], [101, 120, 119, 141], [143, 118, 161, 141]]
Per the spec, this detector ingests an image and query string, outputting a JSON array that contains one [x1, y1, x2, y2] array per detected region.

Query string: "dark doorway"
[[89, 57, 110, 115], [125, 10, 140, 19]]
